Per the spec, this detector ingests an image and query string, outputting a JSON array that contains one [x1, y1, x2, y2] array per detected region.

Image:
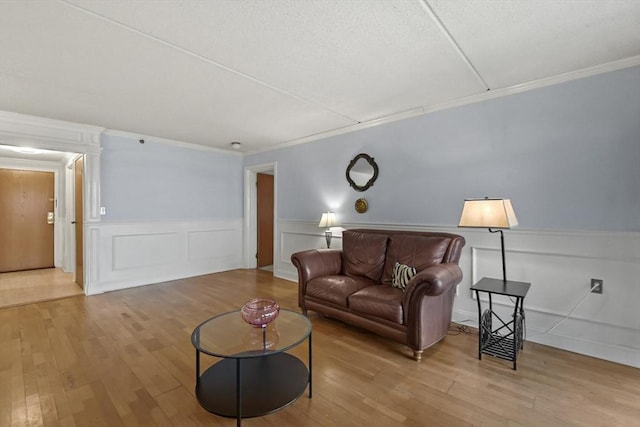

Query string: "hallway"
[[0, 268, 83, 309]]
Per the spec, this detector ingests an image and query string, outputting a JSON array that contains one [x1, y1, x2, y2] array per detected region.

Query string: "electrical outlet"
[[591, 278, 603, 294]]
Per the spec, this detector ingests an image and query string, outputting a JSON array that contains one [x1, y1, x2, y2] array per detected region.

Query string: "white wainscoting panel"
[[274, 220, 640, 367], [88, 226, 100, 286], [275, 221, 343, 282], [112, 233, 182, 270], [86, 219, 242, 294], [188, 229, 237, 260]]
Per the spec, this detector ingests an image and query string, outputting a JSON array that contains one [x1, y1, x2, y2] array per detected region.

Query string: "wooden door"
[[74, 157, 84, 289], [256, 173, 274, 268], [0, 168, 55, 272]]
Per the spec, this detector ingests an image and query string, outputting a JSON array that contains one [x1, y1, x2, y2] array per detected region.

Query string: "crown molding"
[[0, 110, 105, 134], [103, 129, 242, 156], [246, 56, 640, 156], [0, 110, 104, 154]]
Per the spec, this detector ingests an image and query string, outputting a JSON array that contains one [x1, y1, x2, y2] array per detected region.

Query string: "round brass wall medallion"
[[355, 198, 368, 213]]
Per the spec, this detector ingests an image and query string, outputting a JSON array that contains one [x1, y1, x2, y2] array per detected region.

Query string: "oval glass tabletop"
[[191, 308, 311, 359]]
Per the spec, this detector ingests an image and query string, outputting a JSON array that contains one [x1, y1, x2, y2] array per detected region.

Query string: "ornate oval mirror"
[[346, 153, 379, 192]]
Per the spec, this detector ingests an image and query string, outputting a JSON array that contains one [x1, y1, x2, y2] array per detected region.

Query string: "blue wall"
[[101, 134, 243, 221], [245, 66, 640, 232]]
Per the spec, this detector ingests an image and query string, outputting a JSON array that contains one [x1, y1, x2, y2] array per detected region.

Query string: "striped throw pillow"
[[392, 262, 417, 291]]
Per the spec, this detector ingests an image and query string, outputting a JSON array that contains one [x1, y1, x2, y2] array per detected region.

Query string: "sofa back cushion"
[[342, 230, 388, 281], [381, 235, 451, 284]]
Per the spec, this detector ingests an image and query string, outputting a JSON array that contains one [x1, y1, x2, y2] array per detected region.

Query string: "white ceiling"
[[0, 0, 639, 153]]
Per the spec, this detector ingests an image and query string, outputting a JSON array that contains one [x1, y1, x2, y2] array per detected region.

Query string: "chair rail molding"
[[274, 219, 640, 368], [86, 219, 243, 294]]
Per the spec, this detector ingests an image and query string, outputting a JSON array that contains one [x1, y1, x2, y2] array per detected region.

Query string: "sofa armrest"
[[291, 249, 343, 281], [402, 263, 463, 350], [403, 263, 463, 304], [291, 249, 343, 308]]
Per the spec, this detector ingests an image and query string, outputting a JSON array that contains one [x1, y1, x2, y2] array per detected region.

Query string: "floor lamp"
[[458, 198, 518, 283]]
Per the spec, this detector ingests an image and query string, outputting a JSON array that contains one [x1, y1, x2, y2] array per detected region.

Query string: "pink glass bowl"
[[241, 298, 280, 328]]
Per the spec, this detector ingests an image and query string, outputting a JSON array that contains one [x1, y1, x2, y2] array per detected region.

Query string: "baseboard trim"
[[453, 309, 639, 368]]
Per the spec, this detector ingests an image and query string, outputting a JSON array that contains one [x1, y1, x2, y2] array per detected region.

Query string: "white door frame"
[[243, 162, 277, 269], [0, 111, 104, 294]]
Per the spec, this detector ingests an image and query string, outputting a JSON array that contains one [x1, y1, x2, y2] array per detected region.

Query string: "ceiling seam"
[[245, 56, 640, 156], [419, 0, 490, 90], [55, 0, 360, 125]]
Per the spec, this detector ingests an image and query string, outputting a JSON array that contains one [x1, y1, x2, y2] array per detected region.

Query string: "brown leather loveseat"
[[291, 229, 465, 360]]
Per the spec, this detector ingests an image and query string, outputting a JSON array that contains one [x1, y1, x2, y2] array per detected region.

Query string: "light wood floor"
[[1, 269, 638, 426], [0, 268, 83, 309]]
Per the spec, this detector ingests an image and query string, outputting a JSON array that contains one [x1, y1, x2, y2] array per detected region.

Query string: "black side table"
[[191, 310, 312, 426], [470, 277, 531, 370]]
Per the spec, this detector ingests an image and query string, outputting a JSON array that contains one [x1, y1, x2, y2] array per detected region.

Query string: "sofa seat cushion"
[[306, 275, 376, 307], [348, 285, 404, 324], [381, 235, 451, 285], [342, 230, 389, 281]]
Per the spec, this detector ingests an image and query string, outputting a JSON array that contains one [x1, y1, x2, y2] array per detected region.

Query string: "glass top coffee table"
[[191, 308, 312, 426]]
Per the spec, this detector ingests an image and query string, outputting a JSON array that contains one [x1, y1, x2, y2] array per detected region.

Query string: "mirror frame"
[[346, 153, 379, 192]]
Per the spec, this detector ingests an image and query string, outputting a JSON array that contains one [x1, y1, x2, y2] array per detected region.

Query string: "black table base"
[[196, 353, 309, 419], [471, 277, 531, 370]]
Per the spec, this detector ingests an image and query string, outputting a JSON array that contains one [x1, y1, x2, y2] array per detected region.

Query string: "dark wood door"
[[0, 168, 54, 272], [74, 157, 84, 289], [256, 173, 274, 268]]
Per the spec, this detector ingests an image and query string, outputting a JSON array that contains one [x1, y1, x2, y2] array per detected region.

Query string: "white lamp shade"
[[318, 212, 338, 228], [458, 198, 518, 229]]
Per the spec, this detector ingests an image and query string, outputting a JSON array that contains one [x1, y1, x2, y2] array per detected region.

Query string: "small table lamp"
[[458, 198, 518, 283], [318, 212, 338, 248]]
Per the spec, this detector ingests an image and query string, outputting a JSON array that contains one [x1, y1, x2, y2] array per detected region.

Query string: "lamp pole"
[[489, 228, 507, 283]]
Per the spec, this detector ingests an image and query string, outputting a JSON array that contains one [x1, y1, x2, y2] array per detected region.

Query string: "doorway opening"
[[244, 163, 277, 273], [0, 145, 84, 307], [256, 171, 274, 271]]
